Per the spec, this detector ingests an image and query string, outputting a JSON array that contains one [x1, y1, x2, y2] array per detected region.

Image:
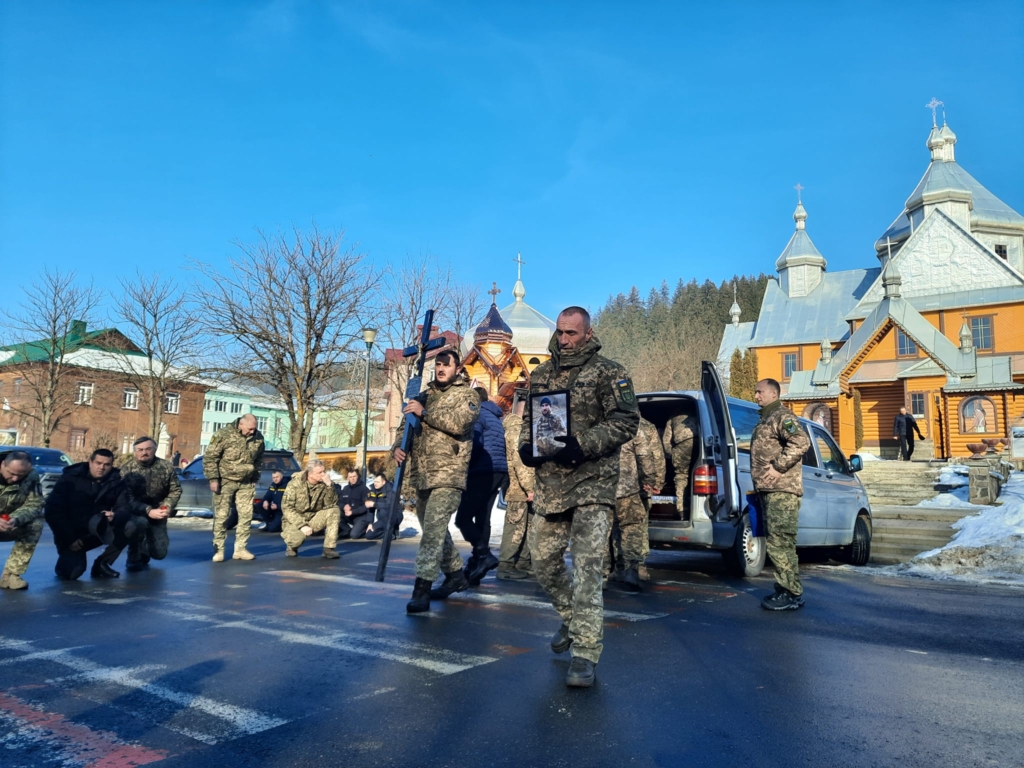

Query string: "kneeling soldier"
[[45, 449, 127, 581], [0, 451, 45, 590], [281, 459, 341, 559]]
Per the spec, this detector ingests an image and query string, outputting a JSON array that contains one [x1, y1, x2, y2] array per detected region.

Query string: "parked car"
[[176, 450, 302, 518], [639, 362, 873, 577], [0, 446, 73, 498]]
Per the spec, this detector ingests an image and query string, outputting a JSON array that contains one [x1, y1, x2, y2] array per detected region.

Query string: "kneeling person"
[[45, 449, 128, 581], [281, 459, 341, 559], [0, 451, 45, 590]]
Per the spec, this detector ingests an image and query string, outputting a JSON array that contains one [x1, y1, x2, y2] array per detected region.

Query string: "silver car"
[[640, 362, 873, 577]]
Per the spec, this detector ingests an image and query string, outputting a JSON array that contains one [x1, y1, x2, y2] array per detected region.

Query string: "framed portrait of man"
[[529, 390, 571, 458]]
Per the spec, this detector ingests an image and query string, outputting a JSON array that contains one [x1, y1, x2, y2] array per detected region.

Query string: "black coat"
[[894, 413, 924, 440], [338, 481, 369, 517], [44, 463, 126, 550], [261, 478, 290, 510]]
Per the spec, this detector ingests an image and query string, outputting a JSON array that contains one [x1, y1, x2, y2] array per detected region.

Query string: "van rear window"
[[730, 404, 761, 452]]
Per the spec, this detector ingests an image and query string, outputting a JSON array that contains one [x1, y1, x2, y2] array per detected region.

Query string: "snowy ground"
[[897, 468, 1024, 587]]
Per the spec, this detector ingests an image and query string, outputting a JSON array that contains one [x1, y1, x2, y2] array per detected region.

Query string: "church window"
[[896, 329, 917, 357], [529, 357, 541, 365], [782, 353, 797, 380], [995, 244, 1008, 260], [910, 393, 926, 420], [970, 317, 993, 351]]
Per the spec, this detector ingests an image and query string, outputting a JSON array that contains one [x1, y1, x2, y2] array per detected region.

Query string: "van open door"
[[701, 361, 741, 515]]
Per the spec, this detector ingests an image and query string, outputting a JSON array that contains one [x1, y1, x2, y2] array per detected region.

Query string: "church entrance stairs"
[[856, 460, 948, 507]]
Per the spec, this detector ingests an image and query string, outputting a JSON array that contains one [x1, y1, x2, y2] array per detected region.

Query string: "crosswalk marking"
[[264, 570, 669, 622]]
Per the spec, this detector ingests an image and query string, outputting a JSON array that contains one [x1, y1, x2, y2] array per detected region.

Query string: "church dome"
[[461, 258, 557, 358], [474, 303, 513, 341]]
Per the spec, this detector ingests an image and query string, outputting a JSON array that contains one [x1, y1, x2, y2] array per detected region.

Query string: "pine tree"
[[853, 388, 864, 451], [730, 349, 745, 397], [349, 419, 363, 448]]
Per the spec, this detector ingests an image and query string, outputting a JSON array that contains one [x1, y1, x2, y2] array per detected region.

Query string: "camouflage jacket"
[[205, 420, 265, 484], [534, 411, 566, 456], [662, 413, 698, 453], [117, 457, 182, 516], [393, 378, 479, 492], [503, 413, 535, 502], [617, 417, 666, 499], [750, 400, 810, 495], [282, 471, 339, 525], [520, 334, 639, 516], [0, 470, 43, 528]]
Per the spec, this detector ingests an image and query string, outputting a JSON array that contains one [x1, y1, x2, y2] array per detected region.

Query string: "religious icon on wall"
[[960, 396, 996, 434], [530, 390, 570, 458], [803, 403, 833, 434]]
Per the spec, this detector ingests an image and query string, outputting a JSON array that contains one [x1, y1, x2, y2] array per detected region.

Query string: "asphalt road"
[[2, 522, 1023, 768]]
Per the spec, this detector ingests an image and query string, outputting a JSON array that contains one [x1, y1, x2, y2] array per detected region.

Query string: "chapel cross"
[[926, 97, 944, 127], [794, 183, 804, 204], [488, 282, 501, 303], [514, 252, 526, 280]]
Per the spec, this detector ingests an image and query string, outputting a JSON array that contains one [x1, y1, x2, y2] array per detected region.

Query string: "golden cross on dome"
[[513, 252, 525, 279], [926, 97, 943, 127], [488, 282, 501, 303], [794, 183, 804, 204]]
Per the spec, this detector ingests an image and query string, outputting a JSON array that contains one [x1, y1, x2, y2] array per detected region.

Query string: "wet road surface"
[[2, 523, 1022, 767]]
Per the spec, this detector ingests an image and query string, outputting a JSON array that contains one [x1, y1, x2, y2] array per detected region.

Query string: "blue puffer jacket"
[[469, 401, 509, 475]]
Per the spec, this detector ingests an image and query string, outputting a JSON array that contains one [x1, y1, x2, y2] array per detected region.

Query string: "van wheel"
[[843, 514, 871, 566], [723, 514, 766, 577]]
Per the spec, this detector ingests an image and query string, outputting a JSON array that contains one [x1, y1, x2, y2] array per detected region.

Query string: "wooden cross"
[[513, 252, 526, 279], [794, 183, 804, 204], [488, 282, 501, 303], [926, 97, 943, 127]]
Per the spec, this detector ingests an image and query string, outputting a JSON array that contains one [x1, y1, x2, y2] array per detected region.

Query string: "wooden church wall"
[[856, 384, 906, 452]]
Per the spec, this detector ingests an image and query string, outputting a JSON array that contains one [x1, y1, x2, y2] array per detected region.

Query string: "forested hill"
[[594, 274, 771, 392]]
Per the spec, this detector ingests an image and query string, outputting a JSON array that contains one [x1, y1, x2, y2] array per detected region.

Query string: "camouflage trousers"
[[102, 517, 170, 566], [670, 443, 693, 512], [498, 500, 531, 569], [0, 518, 44, 576], [282, 507, 340, 550], [414, 488, 464, 581], [213, 481, 255, 553], [762, 491, 802, 596], [605, 494, 648, 574], [529, 504, 611, 664]]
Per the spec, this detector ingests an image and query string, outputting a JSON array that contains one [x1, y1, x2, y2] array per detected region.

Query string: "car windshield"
[[26, 449, 73, 467], [262, 454, 300, 472], [730, 404, 761, 452]]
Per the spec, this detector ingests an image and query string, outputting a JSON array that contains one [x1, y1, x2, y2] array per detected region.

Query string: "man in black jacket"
[[44, 449, 128, 580], [893, 406, 925, 461], [259, 470, 289, 533], [338, 469, 370, 539], [365, 472, 399, 540]]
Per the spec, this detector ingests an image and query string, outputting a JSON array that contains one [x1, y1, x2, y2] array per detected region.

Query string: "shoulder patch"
[[782, 418, 798, 435], [614, 378, 637, 408]]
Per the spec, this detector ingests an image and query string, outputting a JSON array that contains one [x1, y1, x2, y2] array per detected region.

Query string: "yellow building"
[[720, 115, 1024, 459]]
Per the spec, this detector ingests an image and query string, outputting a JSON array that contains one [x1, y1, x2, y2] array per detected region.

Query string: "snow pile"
[[935, 464, 969, 488], [858, 452, 882, 462], [900, 473, 1024, 586]]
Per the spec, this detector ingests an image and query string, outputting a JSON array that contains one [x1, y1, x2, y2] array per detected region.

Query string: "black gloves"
[[552, 436, 586, 467], [518, 443, 545, 468]]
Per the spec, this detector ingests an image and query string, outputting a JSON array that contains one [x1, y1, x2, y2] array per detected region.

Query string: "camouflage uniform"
[[534, 410, 566, 457], [281, 471, 341, 551], [394, 377, 479, 582], [608, 418, 666, 574], [205, 420, 265, 555], [751, 400, 811, 597], [521, 333, 639, 663], [104, 456, 181, 566], [498, 412, 534, 572], [0, 470, 44, 578], [663, 413, 698, 513]]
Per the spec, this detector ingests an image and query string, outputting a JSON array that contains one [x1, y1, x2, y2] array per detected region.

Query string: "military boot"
[[637, 564, 651, 582], [566, 657, 596, 688], [406, 577, 432, 613], [322, 548, 340, 559], [496, 565, 529, 581], [212, 550, 225, 563], [232, 549, 256, 561], [551, 623, 572, 654], [0, 570, 28, 590], [761, 588, 804, 611], [622, 567, 641, 592], [429, 569, 469, 599], [285, 545, 299, 557], [91, 560, 120, 579]]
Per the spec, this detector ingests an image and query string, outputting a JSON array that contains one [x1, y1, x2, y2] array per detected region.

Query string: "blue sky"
[[2, 1, 1022, 325]]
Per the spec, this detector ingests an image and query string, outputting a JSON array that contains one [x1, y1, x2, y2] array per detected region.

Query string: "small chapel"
[[719, 106, 1024, 460]]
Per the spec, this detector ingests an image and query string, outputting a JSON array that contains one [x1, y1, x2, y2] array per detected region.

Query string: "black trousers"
[[339, 513, 372, 539], [898, 434, 916, 461], [54, 535, 105, 581], [455, 472, 508, 552]]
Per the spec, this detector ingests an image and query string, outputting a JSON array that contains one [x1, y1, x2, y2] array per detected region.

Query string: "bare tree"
[[194, 225, 380, 456], [1, 270, 101, 447], [112, 272, 204, 445], [443, 280, 484, 341]]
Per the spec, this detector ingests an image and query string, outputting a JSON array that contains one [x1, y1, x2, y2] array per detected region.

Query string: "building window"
[[319, 417, 328, 427], [970, 317, 993, 351], [122, 388, 140, 410], [230, 402, 243, 414], [896, 329, 917, 357], [274, 418, 282, 437], [214, 400, 227, 412], [202, 421, 211, 432], [782, 353, 798, 380], [121, 434, 135, 454], [164, 392, 180, 414], [75, 382, 94, 406], [205, 399, 213, 411], [13, 378, 21, 398], [995, 244, 1008, 260], [960, 396, 996, 434], [910, 393, 926, 420], [256, 416, 268, 432], [69, 429, 87, 450]]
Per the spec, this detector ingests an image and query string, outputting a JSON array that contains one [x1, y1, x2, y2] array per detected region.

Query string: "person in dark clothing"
[[455, 387, 509, 584], [338, 469, 371, 539], [365, 473, 399, 540], [259, 471, 289, 533], [44, 449, 129, 580], [893, 406, 925, 461]]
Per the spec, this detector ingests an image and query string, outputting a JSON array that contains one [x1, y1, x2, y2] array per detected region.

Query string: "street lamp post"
[[360, 327, 377, 485]]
